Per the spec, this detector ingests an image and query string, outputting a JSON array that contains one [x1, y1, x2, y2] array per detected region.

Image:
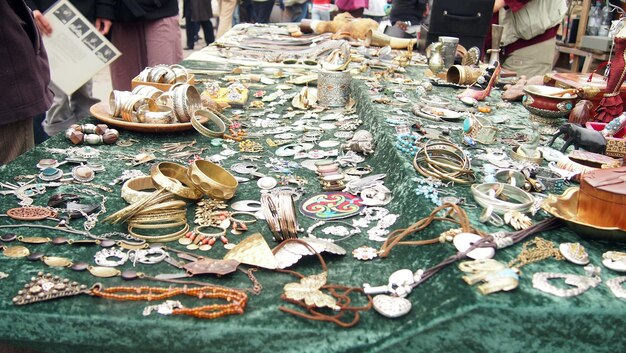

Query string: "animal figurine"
[[342, 130, 375, 155], [547, 123, 607, 154]]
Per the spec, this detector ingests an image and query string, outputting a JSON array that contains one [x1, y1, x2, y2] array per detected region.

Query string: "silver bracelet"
[[94, 247, 128, 267], [532, 265, 601, 298], [129, 247, 168, 266]]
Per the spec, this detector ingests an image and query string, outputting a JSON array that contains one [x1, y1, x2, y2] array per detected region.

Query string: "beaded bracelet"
[[395, 133, 422, 155]]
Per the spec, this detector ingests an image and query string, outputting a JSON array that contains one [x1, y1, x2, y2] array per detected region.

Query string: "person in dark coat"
[[184, 0, 215, 49], [0, 0, 53, 164], [103, 0, 183, 91], [25, 0, 112, 138]]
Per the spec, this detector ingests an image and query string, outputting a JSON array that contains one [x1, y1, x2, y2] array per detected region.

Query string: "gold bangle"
[[127, 223, 189, 242], [151, 162, 202, 200], [129, 210, 187, 223], [128, 218, 187, 229], [135, 200, 187, 215], [187, 160, 238, 200], [229, 212, 258, 224], [195, 225, 227, 238], [121, 176, 160, 204], [192, 109, 226, 138]]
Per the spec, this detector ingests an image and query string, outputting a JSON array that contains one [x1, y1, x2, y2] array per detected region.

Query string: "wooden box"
[[578, 166, 626, 230], [585, 122, 626, 158], [131, 74, 195, 92], [544, 72, 626, 111]]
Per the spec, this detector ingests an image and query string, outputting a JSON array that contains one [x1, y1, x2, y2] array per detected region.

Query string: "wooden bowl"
[[522, 85, 577, 123], [89, 102, 207, 133]]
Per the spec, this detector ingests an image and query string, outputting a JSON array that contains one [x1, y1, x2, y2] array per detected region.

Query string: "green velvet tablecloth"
[[0, 60, 624, 353]]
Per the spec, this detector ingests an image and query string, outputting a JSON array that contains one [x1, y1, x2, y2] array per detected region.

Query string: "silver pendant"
[[372, 295, 412, 318]]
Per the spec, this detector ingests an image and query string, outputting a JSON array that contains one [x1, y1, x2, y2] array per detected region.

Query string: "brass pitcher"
[[426, 42, 445, 74]]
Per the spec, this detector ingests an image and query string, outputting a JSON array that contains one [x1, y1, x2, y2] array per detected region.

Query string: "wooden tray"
[[89, 102, 207, 133]]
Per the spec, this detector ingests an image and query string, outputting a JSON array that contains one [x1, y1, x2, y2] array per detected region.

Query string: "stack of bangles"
[[127, 198, 189, 242], [470, 182, 535, 215], [413, 139, 475, 184], [261, 191, 298, 242]]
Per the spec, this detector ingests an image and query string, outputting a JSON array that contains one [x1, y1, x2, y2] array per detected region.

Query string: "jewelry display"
[[532, 265, 602, 298]]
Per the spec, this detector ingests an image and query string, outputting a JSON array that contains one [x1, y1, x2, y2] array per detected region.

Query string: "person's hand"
[[493, 0, 506, 13], [33, 10, 53, 36], [395, 21, 410, 31], [95, 18, 112, 35]]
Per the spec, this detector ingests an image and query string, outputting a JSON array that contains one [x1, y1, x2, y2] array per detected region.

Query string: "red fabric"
[[595, 37, 626, 122], [505, 0, 531, 13], [504, 25, 559, 58]]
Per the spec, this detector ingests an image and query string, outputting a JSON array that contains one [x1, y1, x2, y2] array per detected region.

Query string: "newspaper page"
[[42, 0, 121, 95]]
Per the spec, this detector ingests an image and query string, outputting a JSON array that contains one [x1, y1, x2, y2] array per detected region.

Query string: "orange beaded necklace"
[[91, 284, 248, 319], [13, 272, 248, 320]]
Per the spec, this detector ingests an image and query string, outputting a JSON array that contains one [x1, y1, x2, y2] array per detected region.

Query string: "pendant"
[[372, 295, 412, 318], [3, 246, 30, 258], [453, 233, 495, 260], [559, 243, 590, 266], [183, 258, 240, 276], [42, 256, 73, 268], [7, 207, 55, 221], [88, 266, 121, 278], [13, 272, 90, 305]]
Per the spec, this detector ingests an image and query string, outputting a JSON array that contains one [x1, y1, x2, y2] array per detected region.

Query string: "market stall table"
[[1, 25, 625, 353]]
